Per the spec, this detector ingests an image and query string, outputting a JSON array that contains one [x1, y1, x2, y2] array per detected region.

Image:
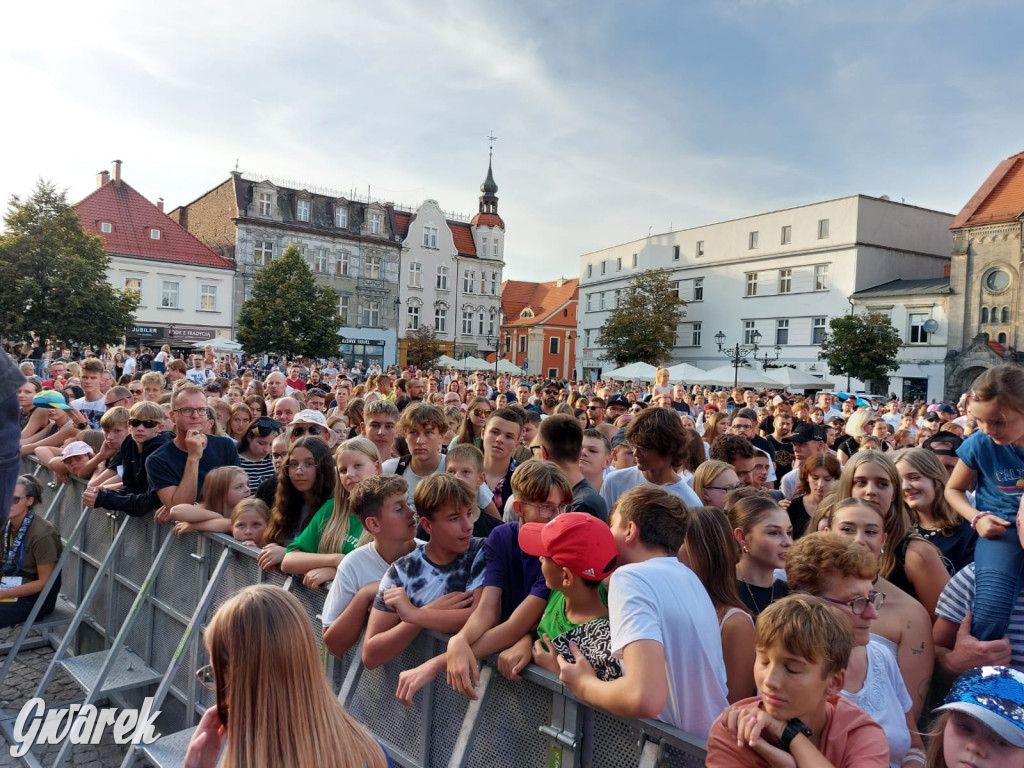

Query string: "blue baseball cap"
[[934, 666, 1024, 747], [33, 390, 70, 410]]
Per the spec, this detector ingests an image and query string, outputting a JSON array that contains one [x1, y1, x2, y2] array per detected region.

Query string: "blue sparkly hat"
[[934, 666, 1024, 747]]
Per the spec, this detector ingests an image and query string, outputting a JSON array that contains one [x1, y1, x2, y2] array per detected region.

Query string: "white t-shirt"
[[71, 395, 106, 429], [609, 557, 728, 738], [600, 466, 702, 512], [122, 356, 136, 376], [321, 540, 424, 628], [381, 454, 493, 513], [840, 639, 912, 768], [186, 368, 211, 385]]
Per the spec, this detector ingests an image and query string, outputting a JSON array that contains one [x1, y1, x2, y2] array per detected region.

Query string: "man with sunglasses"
[[527, 380, 564, 419], [146, 384, 239, 521], [82, 401, 173, 517], [288, 410, 335, 449]]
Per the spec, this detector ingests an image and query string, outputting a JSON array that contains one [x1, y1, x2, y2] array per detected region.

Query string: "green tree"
[[596, 268, 685, 366], [818, 312, 902, 392], [236, 244, 341, 359], [405, 325, 443, 369], [0, 180, 138, 347]]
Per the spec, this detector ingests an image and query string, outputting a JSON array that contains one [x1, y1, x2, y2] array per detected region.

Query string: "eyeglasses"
[[129, 418, 161, 428], [105, 397, 130, 409], [11, 495, 25, 503], [821, 590, 886, 615], [705, 483, 745, 493], [129, 389, 143, 396], [522, 501, 570, 515], [196, 664, 215, 691], [173, 406, 206, 417], [586, 405, 601, 411], [626, 442, 650, 454], [291, 425, 324, 437], [287, 461, 317, 474]]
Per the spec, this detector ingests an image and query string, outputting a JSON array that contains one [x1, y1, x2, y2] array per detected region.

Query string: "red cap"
[[518, 513, 618, 580]]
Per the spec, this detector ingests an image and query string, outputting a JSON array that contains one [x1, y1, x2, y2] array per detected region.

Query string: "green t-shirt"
[[285, 498, 364, 555], [536, 583, 608, 646]]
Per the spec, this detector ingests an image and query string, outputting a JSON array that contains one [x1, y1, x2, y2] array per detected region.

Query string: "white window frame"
[[584, 329, 591, 347], [693, 277, 704, 302], [749, 231, 758, 250], [776, 319, 789, 346], [586, 293, 594, 312], [818, 218, 830, 239], [334, 205, 348, 228], [124, 277, 143, 300], [492, 239, 498, 257], [490, 271, 498, 295], [296, 199, 311, 222], [691, 321, 702, 347], [434, 305, 448, 334], [150, 229, 161, 240], [362, 300, 381, 328], [199, 284, 218, 312], [160, 280, 180, 309], [908, 313, 929, 344], [746, 272, 758, 297], [409, 261, 422, 288], [814, 264, 829, 291], [812, 317, 827, 345], [336, 251, 350, 276], [365, 254, 382, 280], [586, 264, 593, 279], [100, 221, 112, 233], [436, 265, 449, 290], [477, 312, 485, 336], [258, 192, 272, 216], [463, 269, 476, 293], [314, 248, 328, 273], [338, 295, 350, 325], [672, 245, 680, 261], [696, 240, 705, 257], [599, 292, 606, 310], [518, 335, 527, 353], [423, 225, 438, 248], [781, 225, 792, 245], [254, 240, 274, 266], [743, 320, 758, 345], [407, 304, 420, 330], [632, 253, 638, 267], [369, 212, 383, 235], [462, 310, 474, 335], [779, 269, 792, 294]]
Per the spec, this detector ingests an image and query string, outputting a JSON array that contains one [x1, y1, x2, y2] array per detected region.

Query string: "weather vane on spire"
[[487, 130, 498, 160]]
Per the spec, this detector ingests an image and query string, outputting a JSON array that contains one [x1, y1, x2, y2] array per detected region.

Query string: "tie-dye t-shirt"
[[374, 538, 487, 611]]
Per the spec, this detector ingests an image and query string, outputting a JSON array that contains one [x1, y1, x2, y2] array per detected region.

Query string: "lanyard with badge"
[[2, 512, 34, 578]]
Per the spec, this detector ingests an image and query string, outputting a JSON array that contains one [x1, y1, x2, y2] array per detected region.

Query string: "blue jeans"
[[971, 526, 1024, 641]]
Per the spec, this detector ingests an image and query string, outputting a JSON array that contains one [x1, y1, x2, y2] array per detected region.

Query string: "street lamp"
[[487, 307, 507, 378], [715, 330, 762, 389], [755, 344, 782, 369]]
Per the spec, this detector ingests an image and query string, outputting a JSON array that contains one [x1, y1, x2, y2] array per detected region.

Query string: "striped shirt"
[[935, 563, 1024, 668], [238, 455, 276, 494]]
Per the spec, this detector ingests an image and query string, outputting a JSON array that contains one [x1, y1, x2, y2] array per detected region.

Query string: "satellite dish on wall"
[[923, 319, 939, 334]]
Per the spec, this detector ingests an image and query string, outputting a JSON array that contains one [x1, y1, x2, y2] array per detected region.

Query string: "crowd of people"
[[6, 346, 1024, 768]]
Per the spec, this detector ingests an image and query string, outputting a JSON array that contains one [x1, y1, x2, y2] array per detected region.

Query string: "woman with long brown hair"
[[184, 585, 389, 768]]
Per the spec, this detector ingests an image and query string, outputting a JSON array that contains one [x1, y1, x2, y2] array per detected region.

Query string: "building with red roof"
[[945, 150, 1024, 399], [500, 277, 578, 379], [75, 160, 236, 349], [392, 155, 506, 365]]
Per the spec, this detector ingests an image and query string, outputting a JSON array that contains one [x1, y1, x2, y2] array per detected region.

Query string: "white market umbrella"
[[435, 354, 461, 368], [688, 364, 781, 389], [604, 362, 658, 381], [457, 355, 490, 370], [665, 362, 707, 383], [495, 359, 524, 375], [763, 368, 835, 390], [191, 338, 242, 353]]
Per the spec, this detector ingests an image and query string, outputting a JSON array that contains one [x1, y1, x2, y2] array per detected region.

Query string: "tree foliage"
[[0, 180, 139, 347], [236, 244, 341, 359], [596, 269, 685, 366], [818, 313, 902, 391], [405, 325, 443, 370]]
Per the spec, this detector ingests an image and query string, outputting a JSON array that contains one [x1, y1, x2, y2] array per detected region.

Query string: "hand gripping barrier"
[[1, 459, 708, 768]]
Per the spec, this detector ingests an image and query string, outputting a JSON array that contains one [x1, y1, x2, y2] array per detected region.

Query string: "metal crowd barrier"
[[1, 459, 707, 768]]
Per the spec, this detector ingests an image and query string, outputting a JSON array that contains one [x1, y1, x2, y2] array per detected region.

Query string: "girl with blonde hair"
[[184, 585, 389, 768], [280, 437, 379, 588], [170, 467, 251, 535]]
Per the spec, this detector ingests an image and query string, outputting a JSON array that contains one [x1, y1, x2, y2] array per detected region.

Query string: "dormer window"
[[150, 228, 161, 240], [258, 192, 272, 216], [296, 199, 311, 222], [335, 205, 348, 228], [100, 222, 112, 233]]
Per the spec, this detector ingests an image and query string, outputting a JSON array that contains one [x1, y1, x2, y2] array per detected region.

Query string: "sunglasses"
[[11, 495, 25, 503], [129, 418, 161, 428], [291, 425, 324, 437], [105, 397, 130, 409], [472, 409, 492, 418]]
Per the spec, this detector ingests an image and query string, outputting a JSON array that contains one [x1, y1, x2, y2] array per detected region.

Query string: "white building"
[[393, 159, 505, 364], [577, 195, 954, 392], [851, 278, 952, 401]]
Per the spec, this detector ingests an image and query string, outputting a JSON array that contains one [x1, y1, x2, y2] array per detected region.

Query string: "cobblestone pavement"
[[0, 626, 133, 768]]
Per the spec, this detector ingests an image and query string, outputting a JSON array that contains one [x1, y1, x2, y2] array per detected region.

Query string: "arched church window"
[[981, 307, 989, 323], [1002, 307, 1011, 323]]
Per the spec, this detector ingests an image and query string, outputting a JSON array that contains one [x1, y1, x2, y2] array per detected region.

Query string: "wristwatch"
[[778, 718, 812, 752]]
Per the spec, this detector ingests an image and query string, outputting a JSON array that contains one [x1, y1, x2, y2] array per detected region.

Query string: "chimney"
[[157, 198, 164, 213], [97, 170, 110, 189], [943, 263, 951, 278], [111, 159, 122, 187]]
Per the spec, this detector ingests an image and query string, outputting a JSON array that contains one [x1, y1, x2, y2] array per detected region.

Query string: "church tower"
[[471, 139, 505, 262]]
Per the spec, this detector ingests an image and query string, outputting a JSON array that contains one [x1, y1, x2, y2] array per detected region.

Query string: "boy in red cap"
[[517, 512, 622, 681]]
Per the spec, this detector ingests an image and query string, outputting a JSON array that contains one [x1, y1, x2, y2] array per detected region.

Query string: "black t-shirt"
[[670, 401, 691, 414], [569, 478, 609, 522], [765, 435, 794, 479], [146, 435, 240, 499]]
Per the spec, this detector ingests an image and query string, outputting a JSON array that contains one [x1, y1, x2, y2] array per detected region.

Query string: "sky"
[[2, 1, 1023, 281]]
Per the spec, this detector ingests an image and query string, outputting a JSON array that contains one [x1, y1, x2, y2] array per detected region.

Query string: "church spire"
[[479, 132, 498, 215]]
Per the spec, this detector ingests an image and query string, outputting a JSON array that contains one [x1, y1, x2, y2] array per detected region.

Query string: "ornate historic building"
[[945, 151, 1024, 400]]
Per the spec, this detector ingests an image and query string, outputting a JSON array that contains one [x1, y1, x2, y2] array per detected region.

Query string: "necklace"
[[741, 578, 777, 617]]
